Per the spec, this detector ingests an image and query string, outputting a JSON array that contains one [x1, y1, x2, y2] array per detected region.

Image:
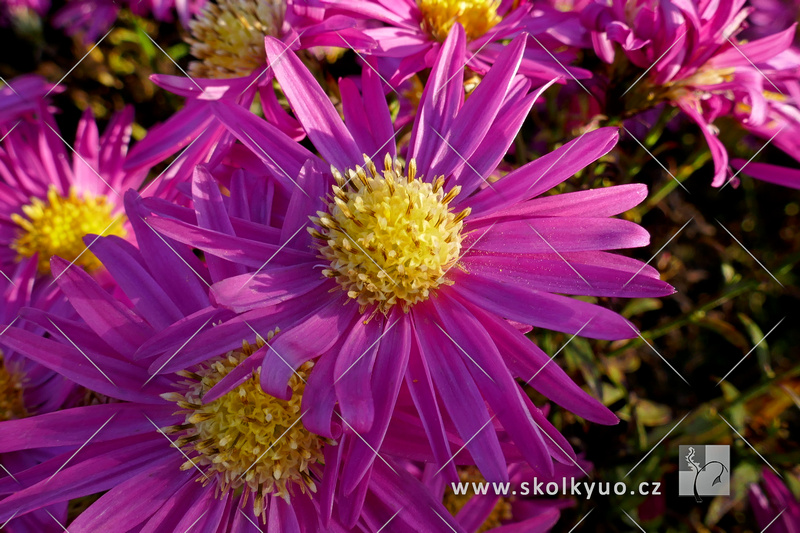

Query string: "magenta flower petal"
[[732, 160, 800, 189], [431, 294, 554, 476], [481, 183, 649, 219], [50, 256, 154, 352], [260, 296, 359, 399], [146, 213, 308, 268], [404, 330, 459, 480], [138, 474, 211, 533], [211, 265, 324, 313], [339, 313, 411, 492], [0, 436, 169, 521], [192, 166, 249, 280], [462, 254, 674, 298], [68, 461, 192, 533], [264, 37, 363, 169], [208, 99, 315, 186], [428, 32, 528, 180], [462, 127, 620, 215], [0, 404, 175, 454], [414, 303, 509, 482], [90, 235, 185, 329], [333, 315, 382, 433], [453, 271, 636, 340], [457, 80, 554, 192], [0, 325, 169, 403], [408, 24, 466, 171]]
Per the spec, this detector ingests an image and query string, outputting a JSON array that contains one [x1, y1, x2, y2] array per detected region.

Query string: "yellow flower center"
[[187, 0, 286, 78], [443, 467, 514, 532], [0, 354, 27, 421], [164, 339, 326, 520], [11, 187, 125, 274], [417, 0, 503, 41], [310, 154, 469, 314]]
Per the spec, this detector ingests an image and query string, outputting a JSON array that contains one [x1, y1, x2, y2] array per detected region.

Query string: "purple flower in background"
[[0, 105, 144, 278], [749, 468, 800, 533], [580, 0, 800, 186], [53, 0, 206, 42], [0, 206, 467, 532], [303, 0, 589, 84], [0, 0, 49, 25], [140, 25, 673, 493]]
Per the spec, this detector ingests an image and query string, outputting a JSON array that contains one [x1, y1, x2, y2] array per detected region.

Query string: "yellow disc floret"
[[11, 187, 125, 274], [310, 154, 470, 314], [0, 354, 27, 421], [164, 339, 327, 520], [418, 0, 503, 41], [187, 0, 286, 79]]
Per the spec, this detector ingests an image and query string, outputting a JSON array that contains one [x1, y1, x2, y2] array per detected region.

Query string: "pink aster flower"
[[0, 105, 145, 281], [140, 26, 674, 492], [0, 207, 468, 532], [748, 468, 800, 533], [300, 0, 589, 84], [580, 0, 800, 186]]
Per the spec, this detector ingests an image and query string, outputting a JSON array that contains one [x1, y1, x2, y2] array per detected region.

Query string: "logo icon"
[[678, 445, 730, 502]]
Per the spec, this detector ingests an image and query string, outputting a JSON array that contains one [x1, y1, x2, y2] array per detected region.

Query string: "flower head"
[[140, 26, 673, 500], [311, 0, 589, 84], [0, 106, 143, 278]]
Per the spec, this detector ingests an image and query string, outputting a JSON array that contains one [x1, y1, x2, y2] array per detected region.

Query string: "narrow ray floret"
[[141, 25, 675, 502]]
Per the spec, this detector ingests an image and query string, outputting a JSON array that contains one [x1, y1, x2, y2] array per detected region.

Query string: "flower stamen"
[[417, 0, 503, 41], [164, 337, 327, 520], [0, 354, 27, 421], [311, 154, 470, 313], [11, 186, 125, 274], [187, 0, 286, 79]]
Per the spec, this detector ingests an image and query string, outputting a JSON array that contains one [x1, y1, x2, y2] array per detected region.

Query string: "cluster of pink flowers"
[[0, 0, 797, 531]]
